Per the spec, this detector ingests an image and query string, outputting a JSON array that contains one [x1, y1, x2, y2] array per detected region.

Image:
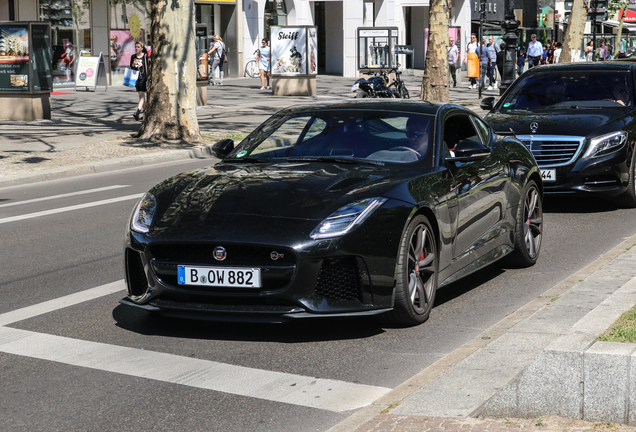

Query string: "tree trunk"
[[420, 0, 450, 102], [136, 0, 201, 142], [560, 0, 588, 63]]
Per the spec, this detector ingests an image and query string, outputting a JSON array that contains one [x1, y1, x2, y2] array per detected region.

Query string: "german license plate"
[[541, 169, 556, 182], [178, 266, 261, 288]]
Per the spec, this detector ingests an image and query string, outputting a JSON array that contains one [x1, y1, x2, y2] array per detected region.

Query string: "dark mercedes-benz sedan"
[[481, 61, 636, 207], [121, 100, 542, 326]]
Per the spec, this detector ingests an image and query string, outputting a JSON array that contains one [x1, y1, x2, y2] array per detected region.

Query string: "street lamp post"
[[499, 0, 518, 95]]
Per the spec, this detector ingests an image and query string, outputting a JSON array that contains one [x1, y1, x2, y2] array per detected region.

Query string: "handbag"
[[123, 67, 139, 87]]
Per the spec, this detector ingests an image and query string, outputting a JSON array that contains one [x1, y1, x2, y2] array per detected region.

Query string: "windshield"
[[228, 110, 434, 165], [499, 70, 633, 110]]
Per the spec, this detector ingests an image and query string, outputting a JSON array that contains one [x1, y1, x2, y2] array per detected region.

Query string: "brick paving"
[[355, 415, 636, 432]]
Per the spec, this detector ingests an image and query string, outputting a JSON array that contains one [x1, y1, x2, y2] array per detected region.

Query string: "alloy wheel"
[[407, 223, 436, 314], [523, 185, 543, 259]]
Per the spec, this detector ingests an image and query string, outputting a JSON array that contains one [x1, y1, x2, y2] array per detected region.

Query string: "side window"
[[471, 116, 491, 145], [442, 114, 481, 150]]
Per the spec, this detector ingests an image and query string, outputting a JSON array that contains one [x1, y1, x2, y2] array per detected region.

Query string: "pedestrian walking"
[[527, 34, 543, 68], [554, 42, 562, 63], [257, 38, 271, 90], [448, 37, 459, 88], [599, 39, 608, 61], [465, 33, 478, 89], [517, 48, 526, 77], [130, 41, 148, 121], [487, 36, 498, 90], [478, 37, 489, 91], [208, 35, 226, 85], [585, 41, 594, 62]]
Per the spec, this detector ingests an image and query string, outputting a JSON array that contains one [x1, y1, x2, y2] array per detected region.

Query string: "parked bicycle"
[[351, 66, 410, 99], [244, 49, 260, 78]]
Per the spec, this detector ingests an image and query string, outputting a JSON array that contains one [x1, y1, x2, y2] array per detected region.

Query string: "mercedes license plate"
[[178, 266, 262, 288], [541, 169, 556, 183]]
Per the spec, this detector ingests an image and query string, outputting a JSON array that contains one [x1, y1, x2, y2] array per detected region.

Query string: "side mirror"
[[212, 139, 234, 159], [480, 96, 496, 111], [445, 139, 491, 162]]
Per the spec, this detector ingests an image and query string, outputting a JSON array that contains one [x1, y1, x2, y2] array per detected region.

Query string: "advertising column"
[[270, 26, 318, 96], [0, 24, 30, 92]]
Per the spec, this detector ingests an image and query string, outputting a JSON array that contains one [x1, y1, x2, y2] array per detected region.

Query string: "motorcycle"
[[351, 67, 409, 99]]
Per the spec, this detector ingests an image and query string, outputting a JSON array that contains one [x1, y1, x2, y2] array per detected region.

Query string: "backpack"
[[220, 42, 228, 63]]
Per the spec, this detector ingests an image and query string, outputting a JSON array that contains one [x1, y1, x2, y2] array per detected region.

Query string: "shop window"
[[265, 0, 287, 40], [39, 0, 91, 86]]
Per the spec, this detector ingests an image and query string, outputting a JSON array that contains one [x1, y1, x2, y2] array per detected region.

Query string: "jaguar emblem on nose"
[[530, 122, 539, 133]]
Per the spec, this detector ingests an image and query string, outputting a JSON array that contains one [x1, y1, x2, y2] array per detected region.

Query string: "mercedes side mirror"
[[480, 96, 496, 111]]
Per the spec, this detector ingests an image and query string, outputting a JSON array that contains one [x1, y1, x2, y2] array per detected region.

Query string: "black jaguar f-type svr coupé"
[[121, 100, 543, 327]]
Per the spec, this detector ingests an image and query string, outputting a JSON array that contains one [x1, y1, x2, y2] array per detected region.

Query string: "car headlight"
[[310, 197, 388, 239], [131, 193, 157, 233], [584, 131, 628, 158]]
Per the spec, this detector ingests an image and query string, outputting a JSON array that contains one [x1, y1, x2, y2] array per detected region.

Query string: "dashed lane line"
[[0, 185, 130, 209], [0, 193, 143, 225]]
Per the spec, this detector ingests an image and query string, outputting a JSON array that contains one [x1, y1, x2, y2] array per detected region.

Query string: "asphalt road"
[[1, 157, 635, 432]]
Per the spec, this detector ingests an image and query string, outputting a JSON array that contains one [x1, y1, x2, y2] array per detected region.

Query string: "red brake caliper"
[[416, 252, 425, 272]]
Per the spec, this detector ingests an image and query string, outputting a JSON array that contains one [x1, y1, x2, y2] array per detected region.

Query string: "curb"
[[0, 145, 216, 189], [327, 233, 636, 432]]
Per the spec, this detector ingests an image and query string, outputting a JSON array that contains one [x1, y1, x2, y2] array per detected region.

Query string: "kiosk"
[[270, 26, 318, 96], [0, 22, 53, 121]]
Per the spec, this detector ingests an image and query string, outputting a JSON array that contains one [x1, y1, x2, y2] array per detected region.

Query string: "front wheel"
[[616, 148, 636, 208], [504, 180, 543, 267], [245, 60, 259, 78], [379, 215, 438, 327], [400, 85, 410, 99]]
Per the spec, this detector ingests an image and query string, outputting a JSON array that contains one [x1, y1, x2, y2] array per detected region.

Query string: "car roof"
[[527, 61, 634, 73], [276, 99, 448, 116]]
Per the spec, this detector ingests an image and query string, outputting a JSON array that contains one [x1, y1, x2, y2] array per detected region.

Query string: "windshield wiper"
[[287, 156, 385, 166], [229, 157, 270, 163]]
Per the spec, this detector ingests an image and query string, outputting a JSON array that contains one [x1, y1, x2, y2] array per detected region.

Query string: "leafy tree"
[[561, 0, 588, 62], [136, 0, 201, 142], [421, 0, 450, 102], [608, 0, 630, 56]]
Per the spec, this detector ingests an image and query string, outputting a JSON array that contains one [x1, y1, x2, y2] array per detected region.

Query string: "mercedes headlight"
[[131, 193, 157, 233], [584, 131, 627, 158], [310, 198, 388, 239]]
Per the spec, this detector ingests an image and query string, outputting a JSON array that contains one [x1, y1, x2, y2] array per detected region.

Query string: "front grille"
[[126, 248, 148, 297], [315, 257, 362, 301], [147, 243, 296, 291], [148, 244, 296, 266], [516, 135, 585, 167]]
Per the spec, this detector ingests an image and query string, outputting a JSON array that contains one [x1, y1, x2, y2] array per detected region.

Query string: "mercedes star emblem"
[[530, 122, 539, 133]]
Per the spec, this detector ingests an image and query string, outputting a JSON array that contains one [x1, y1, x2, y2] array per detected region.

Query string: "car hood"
[[486, 109, 631, 137], [149, 161, 416, 232]]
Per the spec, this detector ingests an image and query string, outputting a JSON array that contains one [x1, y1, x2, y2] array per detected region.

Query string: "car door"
[[443, 113, 510, 266]]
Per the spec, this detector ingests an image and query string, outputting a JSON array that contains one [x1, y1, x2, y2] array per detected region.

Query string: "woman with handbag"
[[130, 41, 149, 121], [208, 35, 225, 85]]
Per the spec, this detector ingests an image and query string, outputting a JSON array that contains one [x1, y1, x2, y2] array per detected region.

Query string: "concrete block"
[[626, 348, 636, 424], [0, 94, 51, 121], [272, 76, 316, 96], [583, 342, 635, 423], [196, 81, 207, 106]]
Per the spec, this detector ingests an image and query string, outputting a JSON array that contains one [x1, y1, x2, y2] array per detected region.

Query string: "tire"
[[245, 60, 259, 78], [504, 180, 543, 267], [399, 84, 410, 99], [379, 215, 438, 327], [355, 90, 369, 98], [616, 149, 636, 208]]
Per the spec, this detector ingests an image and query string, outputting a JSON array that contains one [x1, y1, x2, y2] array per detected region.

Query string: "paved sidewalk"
[[0, 71, 490, 187]]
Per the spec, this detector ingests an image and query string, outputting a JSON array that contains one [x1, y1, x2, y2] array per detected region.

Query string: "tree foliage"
[[608, 0, 630, 55]]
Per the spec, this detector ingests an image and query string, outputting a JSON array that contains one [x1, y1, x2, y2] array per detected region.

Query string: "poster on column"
[[271, 27, 307, 75], [308, 27, 318, 75], [0, 24, 30, 92]]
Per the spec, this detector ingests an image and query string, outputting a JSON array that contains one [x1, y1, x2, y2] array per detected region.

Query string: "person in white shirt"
[[464, 33, 478, 89], [554, 42, 562, 64], [527, 34, 543, 68], [448, 37, 459, 88]]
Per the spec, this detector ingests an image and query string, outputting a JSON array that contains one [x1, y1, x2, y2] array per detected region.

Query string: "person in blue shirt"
[[517, 48, 526, 77], [478, 37, 489, 91], [527, 34, 543, 68]]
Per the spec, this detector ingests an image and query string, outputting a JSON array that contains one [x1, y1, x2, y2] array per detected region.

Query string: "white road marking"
[[0, 280, 125, 326], [0, 281, 391, 411], [0, 185, 130, 209], [0, 193, 143, 225]]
